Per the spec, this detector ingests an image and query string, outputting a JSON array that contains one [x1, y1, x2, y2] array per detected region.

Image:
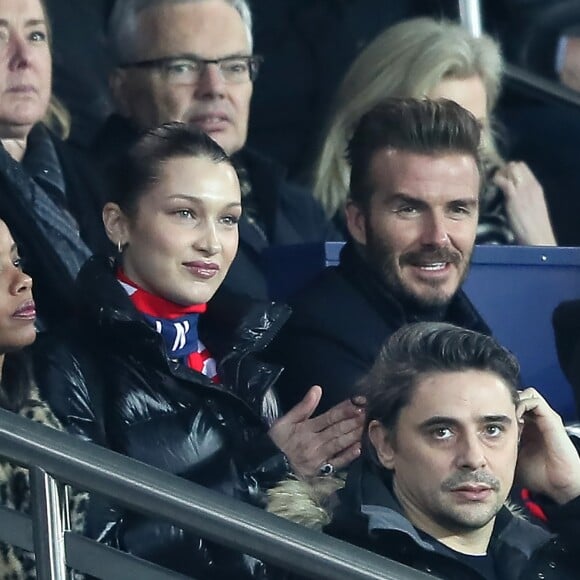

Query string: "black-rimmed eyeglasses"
[[119, 54, 263, 85]]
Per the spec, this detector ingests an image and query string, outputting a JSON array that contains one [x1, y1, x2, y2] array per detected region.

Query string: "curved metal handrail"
[[0, 408, 433, 580]]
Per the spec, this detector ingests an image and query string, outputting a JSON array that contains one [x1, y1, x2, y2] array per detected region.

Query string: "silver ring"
[[318, 462, 335, 476]]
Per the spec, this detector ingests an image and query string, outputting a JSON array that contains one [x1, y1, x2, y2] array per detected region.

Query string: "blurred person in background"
[[95, 0, 338, 302], [313, 17, 557, 246], [0, 0, 110, 331]]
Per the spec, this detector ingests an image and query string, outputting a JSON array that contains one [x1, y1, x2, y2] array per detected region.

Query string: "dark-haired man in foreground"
[[326, 322, 579, 580]]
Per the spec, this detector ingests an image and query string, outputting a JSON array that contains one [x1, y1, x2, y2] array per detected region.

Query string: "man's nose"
[[420, 212, 449, 247], [455, 432, 487, 470], [194, 63, 226, 98]]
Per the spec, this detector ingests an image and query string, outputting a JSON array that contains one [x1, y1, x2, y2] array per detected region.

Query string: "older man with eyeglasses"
[[94, 0, 339, 301]]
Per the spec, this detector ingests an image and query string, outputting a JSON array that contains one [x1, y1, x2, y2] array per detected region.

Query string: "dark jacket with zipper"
[[326, 457, 579, 580], [92, 114, 340, 301], [267, 242, 491, 414], [32, 255, 292, 578]]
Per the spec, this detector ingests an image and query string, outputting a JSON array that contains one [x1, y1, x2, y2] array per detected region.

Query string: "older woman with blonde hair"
[[314, 17, 556, 246], [0, 0, 110, 331]]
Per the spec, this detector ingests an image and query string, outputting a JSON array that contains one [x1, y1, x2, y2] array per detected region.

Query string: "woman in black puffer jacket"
[[33, 123, 364, 578]]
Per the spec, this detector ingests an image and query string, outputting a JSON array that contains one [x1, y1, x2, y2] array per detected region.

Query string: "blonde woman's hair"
[[313, 17, 504, 217], [36, 0, 71, 139], [43, 97, 71, 140]]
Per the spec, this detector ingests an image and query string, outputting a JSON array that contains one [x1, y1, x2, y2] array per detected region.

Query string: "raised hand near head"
[[516, 388, 580, 504]]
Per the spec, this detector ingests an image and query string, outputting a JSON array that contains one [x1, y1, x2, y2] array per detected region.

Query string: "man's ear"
[[368, 420, 396, 470], [103, 202, 130, 248], [345, 199, 367, 245]]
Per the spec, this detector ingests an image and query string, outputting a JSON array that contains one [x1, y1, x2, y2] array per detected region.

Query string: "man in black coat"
[[95, 0, 338, 301], [268, 99, 491, 415], [326, 322, 580, 580]]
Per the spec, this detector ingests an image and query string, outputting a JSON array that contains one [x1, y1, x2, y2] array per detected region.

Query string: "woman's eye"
[[12, 258, 22, 269], [29, 30, 47, 42], [174, 209, 194, 219], [220, 215, 239, 226]]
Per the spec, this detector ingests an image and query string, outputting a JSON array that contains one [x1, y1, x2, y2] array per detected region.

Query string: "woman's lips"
[[13, 300, 36, 320], [8, 84, 38, 94], [183, 261, 220, 280]]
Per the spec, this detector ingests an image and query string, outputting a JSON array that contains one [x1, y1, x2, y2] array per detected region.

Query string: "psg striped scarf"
[[116, 269, 219, 382]]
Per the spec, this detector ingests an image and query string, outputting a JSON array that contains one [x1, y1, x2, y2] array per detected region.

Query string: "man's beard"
[[364, 230, 471, 311]]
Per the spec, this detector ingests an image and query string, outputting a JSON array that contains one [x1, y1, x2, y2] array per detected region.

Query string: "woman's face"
[[112, 155, 242, 306], [0, 220, 36, 354], [429, 75, 488, 124], [0, 0, 51, 139]]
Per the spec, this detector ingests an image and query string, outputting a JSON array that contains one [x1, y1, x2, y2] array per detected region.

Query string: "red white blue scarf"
[[116, 269, 219, 382]]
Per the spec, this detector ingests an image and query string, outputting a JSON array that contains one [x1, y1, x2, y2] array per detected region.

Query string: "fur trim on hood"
[[267, 475, 345, 530]]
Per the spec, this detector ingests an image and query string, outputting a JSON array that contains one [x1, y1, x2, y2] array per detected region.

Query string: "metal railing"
[[458, 0, 482, 37], [0, 408, 434, 580]]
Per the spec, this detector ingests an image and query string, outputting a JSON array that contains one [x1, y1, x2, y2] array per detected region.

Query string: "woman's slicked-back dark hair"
[[361, 322, 521, 433], [110, 122, 233, 217]]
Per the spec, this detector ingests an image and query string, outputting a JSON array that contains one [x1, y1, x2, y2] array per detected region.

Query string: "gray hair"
[[108, 0, 253, 65], [313, 17, 503, 217]]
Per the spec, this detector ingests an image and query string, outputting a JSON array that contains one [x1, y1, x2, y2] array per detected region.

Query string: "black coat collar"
[[76, 255, 289, 354], [338, 241, 491, 336]]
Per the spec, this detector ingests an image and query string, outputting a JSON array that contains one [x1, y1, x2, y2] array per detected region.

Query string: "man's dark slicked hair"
[[110, 122, 233, 217], [348, 98, 484, 208], [361, 322, 521, 433]]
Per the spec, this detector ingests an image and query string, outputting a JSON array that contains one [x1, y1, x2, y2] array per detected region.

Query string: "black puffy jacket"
[[33, 255, 292, 578]]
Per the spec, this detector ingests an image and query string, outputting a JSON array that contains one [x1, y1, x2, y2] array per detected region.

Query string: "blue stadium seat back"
[[265, 243, 580, 421]]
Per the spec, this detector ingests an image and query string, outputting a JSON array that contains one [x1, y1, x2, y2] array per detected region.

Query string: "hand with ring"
[[268, 385, 365, 477], [318, 462, 335, 476]]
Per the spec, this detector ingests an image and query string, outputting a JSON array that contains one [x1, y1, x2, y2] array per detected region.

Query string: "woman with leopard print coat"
[[0, 217, 87, 579]]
